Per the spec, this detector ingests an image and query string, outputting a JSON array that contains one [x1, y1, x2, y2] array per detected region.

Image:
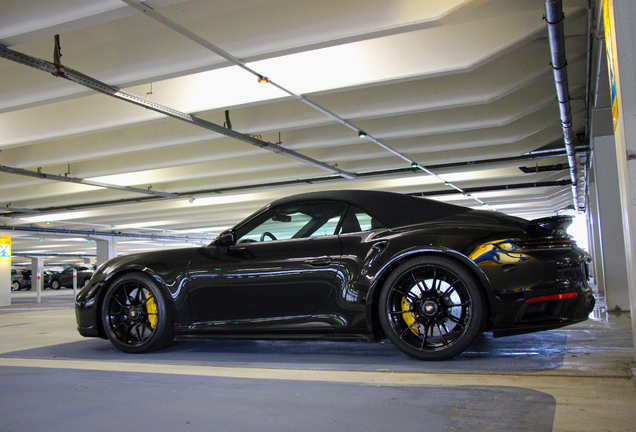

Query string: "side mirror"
[[215, 229, 236, 247]]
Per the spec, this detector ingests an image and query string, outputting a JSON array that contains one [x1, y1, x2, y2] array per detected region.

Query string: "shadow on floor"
[[3, 331, 567, 373]]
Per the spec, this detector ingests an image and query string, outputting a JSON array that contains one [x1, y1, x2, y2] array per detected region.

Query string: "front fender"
[[77, 258, 193, 339]]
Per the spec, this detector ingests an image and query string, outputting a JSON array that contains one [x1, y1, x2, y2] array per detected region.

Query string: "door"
[[186, 200, 347, 325]]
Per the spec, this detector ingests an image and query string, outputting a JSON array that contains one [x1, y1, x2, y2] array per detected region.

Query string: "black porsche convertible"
[[75, 190, 594, 360]]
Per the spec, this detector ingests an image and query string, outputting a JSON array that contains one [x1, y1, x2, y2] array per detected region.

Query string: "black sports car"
[[75, 190, 594, 360]]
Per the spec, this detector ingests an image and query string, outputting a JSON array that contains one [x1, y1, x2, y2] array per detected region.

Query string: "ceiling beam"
[[0, 43, 357, 181], [119, 0, 490, 206], [3, 149, 577, 218]]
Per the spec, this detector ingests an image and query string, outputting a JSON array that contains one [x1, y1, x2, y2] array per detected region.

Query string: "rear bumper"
[[493, 289, 595, 337]]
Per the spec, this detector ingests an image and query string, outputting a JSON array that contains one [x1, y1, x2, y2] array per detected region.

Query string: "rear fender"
[[366, 246, 497, 338]]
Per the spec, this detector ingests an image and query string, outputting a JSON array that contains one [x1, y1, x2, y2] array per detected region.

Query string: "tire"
[[12, 281, 20, 291], [378, 256, 485, 361], [100, 273, 174, 353], [50, 280, 61, 290]]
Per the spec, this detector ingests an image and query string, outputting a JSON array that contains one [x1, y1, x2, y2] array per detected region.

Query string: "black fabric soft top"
[[268, 190, 471, 229]]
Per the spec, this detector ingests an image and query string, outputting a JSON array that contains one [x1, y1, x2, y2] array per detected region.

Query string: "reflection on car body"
[[76, 190, 594, 360]]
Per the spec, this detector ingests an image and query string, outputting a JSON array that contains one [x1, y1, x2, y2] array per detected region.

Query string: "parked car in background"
[[50, 266, 94, 290], [43, 270, 59, 288], [11, 269, 31, 291]]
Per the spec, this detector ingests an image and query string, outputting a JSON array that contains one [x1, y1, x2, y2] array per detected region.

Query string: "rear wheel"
[[101, 273, 174, 353], [12, 281, 20, 291], [379, 256, 485, 361]]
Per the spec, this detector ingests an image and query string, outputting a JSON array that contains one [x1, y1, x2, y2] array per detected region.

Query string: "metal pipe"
[[410, 180, 572, 197], [0, 164, 181, 198], [545, 0, 579, 211], [518, 163, 568, 173], [2, 225, 206, 242], [0, 44, 357, 181]]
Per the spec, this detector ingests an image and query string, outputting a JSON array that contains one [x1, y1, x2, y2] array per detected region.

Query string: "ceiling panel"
[[0, 0, 591, 266]]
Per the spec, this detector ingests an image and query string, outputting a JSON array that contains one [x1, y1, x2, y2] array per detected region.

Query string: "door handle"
[[303, 257, 333, 267]]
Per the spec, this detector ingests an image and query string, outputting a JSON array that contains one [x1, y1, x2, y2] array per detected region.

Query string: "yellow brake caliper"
[[401, 296, 420, 335], [146, 291, 158, 329]]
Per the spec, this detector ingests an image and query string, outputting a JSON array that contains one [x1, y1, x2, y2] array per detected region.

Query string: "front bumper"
[[75, 280, 104, 338]]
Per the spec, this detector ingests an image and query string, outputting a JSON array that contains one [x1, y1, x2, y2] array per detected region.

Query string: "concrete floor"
[[1, 289, 634, 432]]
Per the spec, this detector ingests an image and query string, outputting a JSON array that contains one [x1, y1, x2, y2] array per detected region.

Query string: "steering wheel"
[[260, 231, 277, 242]]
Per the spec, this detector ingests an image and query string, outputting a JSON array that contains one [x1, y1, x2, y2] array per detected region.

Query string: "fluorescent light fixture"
[[191, 192, 264, 207], [22, 244, 84, 249], [22, 211, 96, 223], [170, 226, 231, 234], [113, 220, 181, 230]]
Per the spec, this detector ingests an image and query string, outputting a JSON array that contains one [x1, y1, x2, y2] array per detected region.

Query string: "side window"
[[310, 215, 341, 238], [339, 206, 385, 234], [236, 201, 347, 243]]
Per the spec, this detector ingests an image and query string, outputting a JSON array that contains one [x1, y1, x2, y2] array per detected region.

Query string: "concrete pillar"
[[592, 135, 630, 310], [31, 257, 44, 304], [604, 0, 636, 355], [95, 237, 117, 267], [586, 173, 605, 294], [0, 235, 11, 307]]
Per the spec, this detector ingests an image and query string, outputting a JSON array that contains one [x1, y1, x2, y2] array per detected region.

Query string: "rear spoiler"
[[531, 215, 573, 235]]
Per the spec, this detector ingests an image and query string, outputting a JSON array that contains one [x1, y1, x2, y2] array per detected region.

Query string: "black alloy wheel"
[[379, 256, 485, 361], [101, 273, 174, 353]]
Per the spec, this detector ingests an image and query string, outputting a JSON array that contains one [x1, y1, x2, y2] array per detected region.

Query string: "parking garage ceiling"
[[0, 0, 591, 264]]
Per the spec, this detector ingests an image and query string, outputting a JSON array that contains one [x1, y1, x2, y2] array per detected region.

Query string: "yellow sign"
[[603, 0, 619, 130], [0, 236, 10, 263]]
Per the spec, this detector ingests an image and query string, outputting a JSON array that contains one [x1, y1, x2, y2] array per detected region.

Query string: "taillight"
[[525, 292, 578, 303], [513, 238, 576, 250], [494, 237, 576, 252]]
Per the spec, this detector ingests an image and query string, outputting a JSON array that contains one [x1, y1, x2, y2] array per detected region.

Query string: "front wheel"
[[12, 281, 20, 291], [379, 256, 485, 361], [100, 273, 174, 353], [50, 280, 61, 290]]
